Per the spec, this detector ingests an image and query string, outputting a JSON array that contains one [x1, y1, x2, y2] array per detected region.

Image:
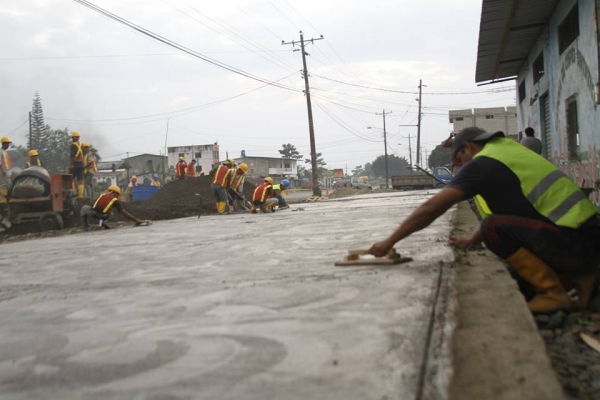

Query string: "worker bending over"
[[272, 179, 290, 209], [26, 150, 43, 168], [209, 159, 231, 214], [369, 127, 600, 313], [251, 177, 278, 213], [227, 162, 249, 211], [81, 185, 144, 230]]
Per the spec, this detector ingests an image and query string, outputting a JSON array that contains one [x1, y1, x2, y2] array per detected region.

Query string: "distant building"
[[233, 156, 298, 184], [95, 161, 127, 187], [333, 168, 344, 178], [449, 107, 518, 139], [474, 0, 600, 204], [122, 153, 167, 176], [168, 144, 219, 175]]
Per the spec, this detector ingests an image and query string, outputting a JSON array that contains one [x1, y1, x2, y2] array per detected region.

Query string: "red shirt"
[[252, 183, 273, 202]]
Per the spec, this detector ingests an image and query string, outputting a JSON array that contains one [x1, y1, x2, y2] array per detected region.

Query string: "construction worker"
[[227, 162, 249, 211], [81, 185, 144, 230], [186, 159, 197, 178], [0, 136, 12, 185], [175, 157, 187, 180], [209, 160, 230, 214], [69, 131, 85, 198], [273, 179, 290, 209], [25, 150, 43, 168], [369, 127, 600, 314], [151, 173, 161, 188], [251, 177, 278, 213], [126, 175, 137, 202], [82, 143, 97, 198]]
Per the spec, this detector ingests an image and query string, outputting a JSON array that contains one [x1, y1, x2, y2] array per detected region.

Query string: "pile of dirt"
[[536, 311, 600, 399], [119, 176, 257, 221]]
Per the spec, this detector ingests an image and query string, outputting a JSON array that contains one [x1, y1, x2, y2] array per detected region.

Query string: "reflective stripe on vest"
[[1, 149, 11, 170], [93, 193, 118, 214], [474, 137, 598, 228], [473, 194, 492, 219], [176, 162, 186, 177], [252, 183, 271, 202], [26, 159, 42, 168], [212, 165, 229, 187], [230, 172, 245, 191], [72, 142, 84, 162]]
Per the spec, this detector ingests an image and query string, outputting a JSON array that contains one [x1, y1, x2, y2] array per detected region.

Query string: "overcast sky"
[[0, 0, 515, 171]]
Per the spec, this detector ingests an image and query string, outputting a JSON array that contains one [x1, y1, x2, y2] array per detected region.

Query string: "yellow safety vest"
[[473, 137, 598, 228], [26, 159, 42, 168]]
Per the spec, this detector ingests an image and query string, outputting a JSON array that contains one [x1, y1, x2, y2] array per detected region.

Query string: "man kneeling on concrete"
[[81, 185, 145, 229], [369, 127, 600, 313], [251, 177, 278, 213]]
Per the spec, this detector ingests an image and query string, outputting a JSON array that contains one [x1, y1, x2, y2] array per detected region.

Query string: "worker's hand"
[[368, 239, 394, 257], [448, 235, 475, 249], [134, 220, 143, 226]]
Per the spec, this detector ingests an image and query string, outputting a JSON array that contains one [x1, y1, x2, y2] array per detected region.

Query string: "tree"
[[305, 152, 327, 175], [351, 165, 364, 177], [279, 143, 303, 160], [43, 127, 71, 174], [371, 154, 410, 178], [428, 144, 452, 169], [30, 92, 50, 151]]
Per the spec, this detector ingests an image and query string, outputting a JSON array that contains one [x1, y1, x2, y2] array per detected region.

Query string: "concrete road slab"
[[0, 191, 455, 400]]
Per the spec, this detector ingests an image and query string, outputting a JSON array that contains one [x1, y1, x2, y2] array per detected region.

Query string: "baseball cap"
[[452, 127, 504, 158]]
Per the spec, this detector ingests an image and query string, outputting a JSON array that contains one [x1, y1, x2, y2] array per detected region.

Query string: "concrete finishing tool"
[[335, 248, 412, 266]]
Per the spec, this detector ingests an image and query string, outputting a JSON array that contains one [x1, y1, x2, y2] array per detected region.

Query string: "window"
[[195, 152, 202, 159], [178, 153, 184, 158], [559, 5, 579, 54], [533, 53, 544, 83], [519, 81, 526, 103], [485, 115, 494, 119], [455, 117, 464, 122], [284, 162, 290, 169], [196, 165, 202, 173], [566, 97, 579, 160]]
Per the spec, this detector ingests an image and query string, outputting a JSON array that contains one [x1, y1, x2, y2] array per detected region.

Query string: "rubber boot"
[[506, 248, 572, 313], [77, 183, 85, 199], [559, 272, 599, 311], [217, 202, 226, 215], [251, 205, 257, 214]]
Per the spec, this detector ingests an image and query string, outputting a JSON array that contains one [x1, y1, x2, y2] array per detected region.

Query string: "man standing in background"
[[520, 127, 543, 155]]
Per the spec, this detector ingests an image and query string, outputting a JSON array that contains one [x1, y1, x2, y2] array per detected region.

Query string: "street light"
[[367, 126, 389, 188]]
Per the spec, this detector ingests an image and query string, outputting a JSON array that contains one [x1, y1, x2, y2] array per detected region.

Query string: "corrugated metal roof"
[[475, 0, 560, 83]]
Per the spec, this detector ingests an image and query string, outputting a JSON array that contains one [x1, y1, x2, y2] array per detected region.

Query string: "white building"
[[167, 144, 219, 175]]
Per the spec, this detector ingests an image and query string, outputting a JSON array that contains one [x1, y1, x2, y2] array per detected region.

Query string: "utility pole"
[[416, 79, 423, 167], [164, 118, 170, 183], [375, 109, 391, 188], [282, 31, 324, 196], [402, 134, 414, 173], [28, 112, 32, 149]]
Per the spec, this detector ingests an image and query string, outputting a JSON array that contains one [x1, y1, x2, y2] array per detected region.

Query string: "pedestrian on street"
[[209, 160, 230, 215], [81, 185, 145, 230], [251, 177, 278, 213], [175, 157, 187, 180], [25, 150, 43, 168], [69, 131, 85, 199], [369, 127, 600, 314], [520, 127, 543, 155], [186, 159, 197, 178]]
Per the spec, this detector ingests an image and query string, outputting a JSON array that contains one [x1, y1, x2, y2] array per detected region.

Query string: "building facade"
[[168, 144, 219, 175], [233, 156, 298, 182], [475, 0, 600, 204], [449, 107, 518, 139], [122, 154, 167, 176]]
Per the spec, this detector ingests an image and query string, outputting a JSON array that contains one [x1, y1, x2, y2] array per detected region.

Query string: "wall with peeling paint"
[[517, 0, 600, 205]]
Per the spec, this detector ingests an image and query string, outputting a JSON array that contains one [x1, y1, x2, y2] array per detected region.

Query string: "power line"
[[72, 0, 304, 93], [6, 119, 29, 137], [0, 50, 290, 61]]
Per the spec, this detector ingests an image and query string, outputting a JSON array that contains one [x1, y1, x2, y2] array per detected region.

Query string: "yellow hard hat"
[[28, 150, 38, 157], [179, 156, 185, 161], [238, 163, 248, 173], [71, 131, 81, 138], [82, 142, 91, 147], [264, 177, 274, 185], [1, 137, 10, 143], [226, 158, 235, 166], [131, 175, 137, 180], [108, 185, 121, 196]]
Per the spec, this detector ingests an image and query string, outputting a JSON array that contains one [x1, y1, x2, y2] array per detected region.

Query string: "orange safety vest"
[[26, 159, 42, 168], [212, 165, 230, 187], [176, 161, 187, 177], [186, 164, 196, 178], [252, 183, 272, 202], [84, 153, 97, 173], [1, 149, 12, 171], [71, 142, 84, 163], [93, 193, 118, 214], [230, 171, 245, 191]]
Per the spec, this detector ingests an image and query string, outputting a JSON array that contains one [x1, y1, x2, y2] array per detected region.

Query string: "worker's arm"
[[368, 187, 465, 257], [120, 209, 143, 225], [449, 229, 482, 249]]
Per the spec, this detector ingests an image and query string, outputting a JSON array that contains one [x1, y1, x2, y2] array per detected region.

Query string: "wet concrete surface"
[[0, 191, 456, 399]]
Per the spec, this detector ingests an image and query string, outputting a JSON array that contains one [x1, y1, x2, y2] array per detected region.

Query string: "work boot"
[[560, 272, 599, 311], [260, 206, 268, 213], [507, 248, 572, 313], [100, 220, 111, 229]]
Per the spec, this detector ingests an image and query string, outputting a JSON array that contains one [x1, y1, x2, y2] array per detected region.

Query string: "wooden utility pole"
[[282, 31, 324, 196], [416, 79, 423, 167], [402, 134, 414, 173], [376, 109, 392, 188]]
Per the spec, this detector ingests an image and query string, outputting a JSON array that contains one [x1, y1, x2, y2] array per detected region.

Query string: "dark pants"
[[277, 195, 287, 207], [480, 215, 600, 273], [81, 205, 111, 229]]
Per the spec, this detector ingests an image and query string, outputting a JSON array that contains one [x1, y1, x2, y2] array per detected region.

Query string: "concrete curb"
[[447, 201, 565, 400]]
